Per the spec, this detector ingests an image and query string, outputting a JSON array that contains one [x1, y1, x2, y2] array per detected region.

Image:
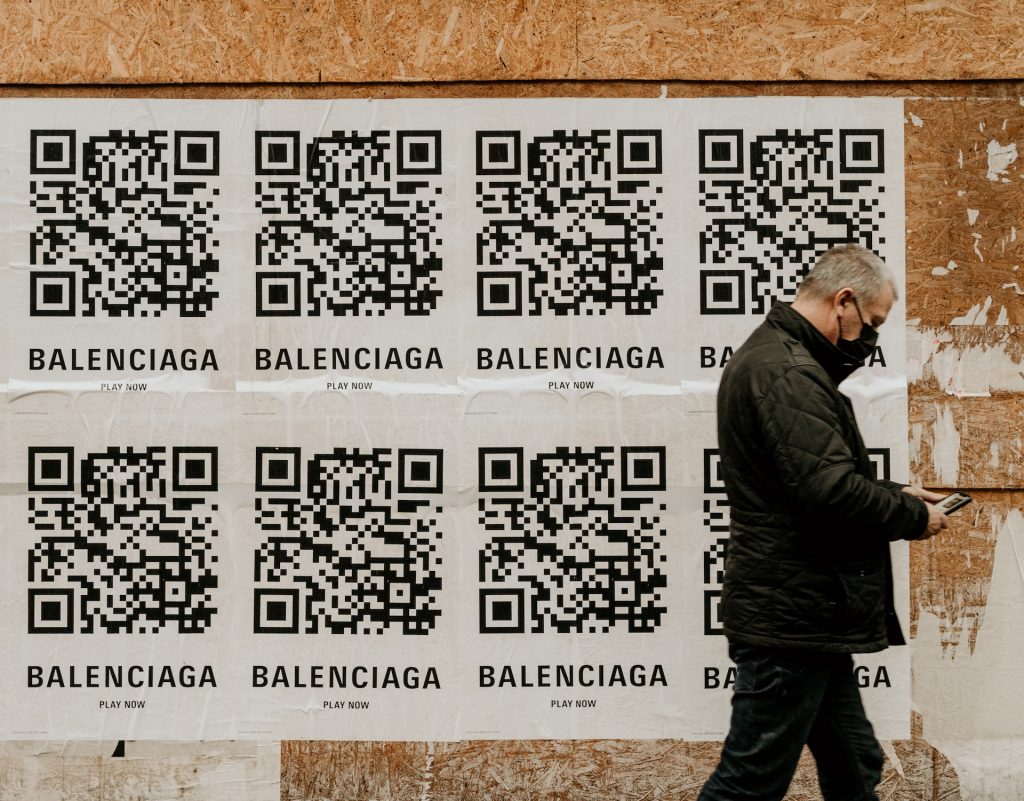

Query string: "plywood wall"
[[2, 1, 1024, 84], [2, 3, 1023, 800], [279, 739, 962, 800]]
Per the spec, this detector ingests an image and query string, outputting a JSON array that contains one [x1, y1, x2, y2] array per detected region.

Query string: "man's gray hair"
[[798, 244, 899, 302]]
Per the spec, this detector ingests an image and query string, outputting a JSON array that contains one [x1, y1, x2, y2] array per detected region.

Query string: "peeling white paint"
[[990, 441, 1000, 469], [907, 325, 1024, 394], [932, 266, 950, 276], [0, 740, 281, 801], [914, 509, 1024, 801], [986, 139, 1018, 181], [995, 306, 1010, 326], [910, 113, 924, 127], [967, 208, 980, 225], [959, 149, 964, 169], [1002, 282, 1024, 295], [880, 739, 904, 778], [910, 421, 923, 473], [972, 232, 984, 262], [659, 84, 668, 99], [931, 403, 961, 485]]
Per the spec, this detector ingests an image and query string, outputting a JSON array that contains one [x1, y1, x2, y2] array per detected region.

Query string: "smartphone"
[[936, 491, 972, 514]]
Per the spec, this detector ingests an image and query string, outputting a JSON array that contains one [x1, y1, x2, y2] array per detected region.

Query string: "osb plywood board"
[[575, 0, 1024, 81], [905, 100, 1024, 326], [0, 0, 577, 83], [908, 326, 1024, 488], [3, 1, 1024, 84], [909, 392, 1024, 488], [280, 739, 962, 800], [909, 489, 1022, 655], [3, 81, 1024, 100], [0, 741, 280, 801]]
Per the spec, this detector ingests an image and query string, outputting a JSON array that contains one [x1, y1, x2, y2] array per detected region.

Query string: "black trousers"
[[698, 643, 885, 801]]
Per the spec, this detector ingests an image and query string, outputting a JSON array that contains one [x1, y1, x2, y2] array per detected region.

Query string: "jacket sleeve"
[[755, 365, 929, 541]]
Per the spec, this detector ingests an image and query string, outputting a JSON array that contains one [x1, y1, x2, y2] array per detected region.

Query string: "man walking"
[[698, 244, 948, 801]]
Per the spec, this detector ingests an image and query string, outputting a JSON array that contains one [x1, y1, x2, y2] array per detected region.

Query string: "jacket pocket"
[[775, 562, 844, 633], [836, 565, 885, 628]]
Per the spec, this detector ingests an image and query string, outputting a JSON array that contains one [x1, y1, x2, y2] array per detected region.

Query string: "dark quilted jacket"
[[717, 302, 929, 653]]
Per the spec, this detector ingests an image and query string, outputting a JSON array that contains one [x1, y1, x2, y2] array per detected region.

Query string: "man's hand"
[[902, 485, 946, 504], [915, 502, 949, 540], [903, 486, 951, 539]]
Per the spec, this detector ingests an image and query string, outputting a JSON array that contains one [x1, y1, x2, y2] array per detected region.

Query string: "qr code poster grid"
[[29, 129, 220, 318], [478, 445, 668, 635], [253, 446, 444, 635], [26, 446, 218, 634], [697, 128, 888, 317]]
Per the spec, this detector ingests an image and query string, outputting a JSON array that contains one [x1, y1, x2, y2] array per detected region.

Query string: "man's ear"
[[834, 287, 855, 308]]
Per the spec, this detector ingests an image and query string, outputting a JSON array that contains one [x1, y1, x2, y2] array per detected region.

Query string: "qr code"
[[26, 446, 218, 633], [701, 449, 730, 635], [29, 130, 220, 317], [698, 129, 886, 315], [476, 130, 663, 316], [255, 131, 443, 316], [478, 446, 667, 633], [253, 447, 443, 634]]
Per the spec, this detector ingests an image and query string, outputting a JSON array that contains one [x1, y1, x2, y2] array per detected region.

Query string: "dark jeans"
[[698, 643, 884, 801]]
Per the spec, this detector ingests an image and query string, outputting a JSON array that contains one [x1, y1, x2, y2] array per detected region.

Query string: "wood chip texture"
[[2, 1, 1024, 83], [280, 739, 962, 800]]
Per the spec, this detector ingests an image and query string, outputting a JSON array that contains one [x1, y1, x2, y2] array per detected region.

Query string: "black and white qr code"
[[476, 130, 663, 316], [29, 130, 220, 317], [478, 446, 667, 634], [27, 446, 218, 634], [698, 129, 886, 315], [700, 447, 891, 635], [253, 447, 443, 634], [255, 131, 443, 316], [701, 449, 729, 636]]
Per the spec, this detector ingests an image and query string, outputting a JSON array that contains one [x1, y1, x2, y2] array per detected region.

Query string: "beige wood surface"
[[906, 100, 1024, 326], [280, 737, 963, 800], [3, 1, 1024, 84], [2, 81, 1024, 99]]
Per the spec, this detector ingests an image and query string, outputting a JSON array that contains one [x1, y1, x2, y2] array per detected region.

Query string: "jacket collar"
[[765, 302, 862, 385]]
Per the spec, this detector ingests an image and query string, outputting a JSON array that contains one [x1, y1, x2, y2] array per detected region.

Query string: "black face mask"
[[836, 296, 878, 364]]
